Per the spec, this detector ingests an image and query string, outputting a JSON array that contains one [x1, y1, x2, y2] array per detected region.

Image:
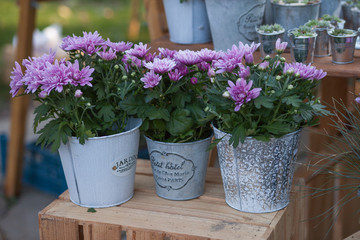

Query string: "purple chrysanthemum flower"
[[208, 67, 215, 77], [9, 61, 24, 97], [356, 96, 360, 104], [61, 31, 105, 54], [168, 69, 183, 81], [190, 77, 198, 85], [258, 61, 269, 70], [197, 61, 210, 71], [175, 63, 189, 76], [144, 58, 176, 74], [106, 39, 133, 52], [275, 38, 287, 53], [198, 48, 223, 62], [74, 89, 83, 98], [141, 70, 162, 88], [158, 48, 176, 59], [243, 42, 261, 55], [283, 63, 326, 80], [60, 35, 82, 51], [122, 54, 142, 71], [145, 52, 156, 62], [126, 42, 150, 59], [244, 52, 254, 64], [214, 43, 246, 73], [226, 78, 261, 112], [174, 50, 201, 65], [68, 60, 94, 87], [96, 47, 117, 61], [237, 64, 250, 79], [38, 91, 47, 99], [41, 60, 73, 94]]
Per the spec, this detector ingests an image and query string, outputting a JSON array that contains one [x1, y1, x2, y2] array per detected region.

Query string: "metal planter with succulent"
[[305, 19, 334, 57], [328, 28, 359, 64], [288, 26, 318, 63], [256, 24, 286, 58]]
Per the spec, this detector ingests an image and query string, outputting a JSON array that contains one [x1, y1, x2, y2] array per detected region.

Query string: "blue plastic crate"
[[0, 134, 68, 196]]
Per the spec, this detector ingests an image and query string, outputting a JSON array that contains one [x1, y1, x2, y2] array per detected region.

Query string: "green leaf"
[[173, 93, 191, 108], [33, 103, 51, 132], [166, 109, 193, 136], [254, 96, 274, 109], [282, 96, 302, 108], [120, 95, 146, 117], [97, 104, 115, 122], [263, 122, 292, 135], [146, 107, 170, 121], [229, 125, 246, 147], [145, 90, 160, 103], [152, 119, 166, 131], [87, 208, 97, 213], [186, 104, 206, 123]]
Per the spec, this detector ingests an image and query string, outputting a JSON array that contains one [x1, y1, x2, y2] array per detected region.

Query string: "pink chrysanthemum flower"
[[61, 31, 105, 54], [226, 78, 262, 112], [9, 62, 24, 97], [275, 38, 287, 54], [74, 89, 83, 98], [237, 64, 251, 79], [197, 61, 211, 71], [198, 48, 223, 62], [174, 50, 201, 65], [214, 43, 246, 73], [190, 77, 198, 85], [67, 60, 94, 87], [122, 54, 142, 71], [126, 42, 150, 59], [144, 58, 176, 74], [158, 48, 176, 59], [168, 69, 183, 81], [141, 70, 162, 88], [105, 39, 133, 52], [356, 96, 360, 104], [258, 61, 270, 70], [96, 47, 117, 61], [283, 63, 326, 80], [41, 60, 73, 94]]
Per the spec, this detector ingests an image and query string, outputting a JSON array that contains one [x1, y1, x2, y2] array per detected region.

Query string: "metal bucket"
[[58, 118, 142, 208], [256, 30, 285, 58], [213, 126, 301, 213], [320, 0, 341, 16], [351, 8, 360, 31], [271, 2, 320, 42], [314, 28, 331, 57], [288, 32, 317, 63], [162, 0, 211, 44], [205, 0, 266, 51], [146, 135, 212, 200], [328, 29, 358, 64]]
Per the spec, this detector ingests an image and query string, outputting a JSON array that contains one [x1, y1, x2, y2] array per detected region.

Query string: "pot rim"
[[212, 122, 301, 142], [145, 133, 213, 146], [327, 29, 358, 38], [270, 0, 321, 7], [288, 29, 317, 38], [68, 118, 142, 142], [255, 27, 285, 35]]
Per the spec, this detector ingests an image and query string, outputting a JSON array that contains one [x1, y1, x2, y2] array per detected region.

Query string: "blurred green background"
[[0, 0, 150, 113]]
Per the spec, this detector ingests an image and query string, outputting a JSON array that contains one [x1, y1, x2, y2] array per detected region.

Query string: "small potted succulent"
[[288, 26, 318, 63], [305, 19, 333, 57], [256, 24, 285, 58], [121, 48, 218, 200], [327, 28, 359, 64], [320, 14, 345, 29], [271, 0, 321, 42], [205, 39, 329, 213], [162, 0, 211, 44], [9, 32, 144, 208]]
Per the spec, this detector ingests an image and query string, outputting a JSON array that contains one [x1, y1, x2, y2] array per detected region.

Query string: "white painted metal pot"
[[213, 125, 301, 213], [58, 118, 142, 208], [205, 0, 266, 50], [162, 0, 211, 44], [145, 135, 212, 200]]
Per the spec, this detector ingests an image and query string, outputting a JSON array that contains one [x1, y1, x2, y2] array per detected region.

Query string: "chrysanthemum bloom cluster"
[[226, 79, 261, 111], [283, 62, 327, 80]]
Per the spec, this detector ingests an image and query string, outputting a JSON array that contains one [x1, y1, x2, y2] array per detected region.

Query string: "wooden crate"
[[39, 160, 305, 240]]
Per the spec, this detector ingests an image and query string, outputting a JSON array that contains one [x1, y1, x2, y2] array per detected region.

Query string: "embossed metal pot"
[[205, 0, 266, 50], [288, 31, 317, 64], [328, 29, 358, 64], [162, 0, 211, 44], [256, 29, 285, 59], [213, 126, 301, 213], [145, 135, 212, 200], [271, 1, 320, 42], [58, 118, 142, 208]]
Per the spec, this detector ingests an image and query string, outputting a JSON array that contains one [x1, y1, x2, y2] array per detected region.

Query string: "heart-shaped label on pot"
[[150, 151, 196, 191]]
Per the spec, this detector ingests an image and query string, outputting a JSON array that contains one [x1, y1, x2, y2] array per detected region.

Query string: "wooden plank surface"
[[39, 160, 302, 240]]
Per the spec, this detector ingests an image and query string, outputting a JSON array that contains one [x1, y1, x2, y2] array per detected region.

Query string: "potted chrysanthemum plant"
[[205, 39, 330, 213], [120, 47, 220, 200], [9, 31, 144, 208]]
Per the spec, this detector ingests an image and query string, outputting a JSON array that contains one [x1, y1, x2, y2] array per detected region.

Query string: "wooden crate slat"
[[82, 223, 122, 240]]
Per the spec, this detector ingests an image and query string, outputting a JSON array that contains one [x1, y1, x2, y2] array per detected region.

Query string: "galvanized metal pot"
[[342, 3, 353, 29], [351, 8, 360, 31], [146, 135, 212, 200], [205, 0, 266, 51], [58, 118, 142, 208], [213, 126, 301, 213], [256, 29, 285, 58], [314, 27, 332, 57], [328, 29, 358, 64], [271, 1, 320, 42], [320, 0, 341, 16], [288, 31, 317, 64], [162, 0, 211, 44]]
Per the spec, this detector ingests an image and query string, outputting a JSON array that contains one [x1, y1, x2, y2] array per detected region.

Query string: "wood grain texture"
[[39, 160, 303, 240]]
